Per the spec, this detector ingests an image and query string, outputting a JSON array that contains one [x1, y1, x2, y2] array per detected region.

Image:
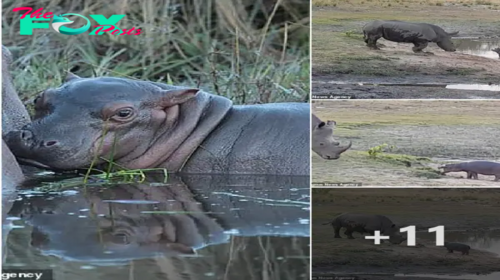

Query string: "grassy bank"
[[2, 0, 310, 106], [311, 100, 500, 186]]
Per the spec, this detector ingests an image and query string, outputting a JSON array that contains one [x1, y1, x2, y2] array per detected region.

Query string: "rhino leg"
[[333, 226, 342, 238], [344, 228, 355, 239], [412, 41, 428, 53]]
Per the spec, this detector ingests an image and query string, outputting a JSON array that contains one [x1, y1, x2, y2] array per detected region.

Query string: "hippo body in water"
[[439, 161, 500, 181], [363, 20, 459, 53], [5, 75, 310, 175], [311, 113, 352, 159]]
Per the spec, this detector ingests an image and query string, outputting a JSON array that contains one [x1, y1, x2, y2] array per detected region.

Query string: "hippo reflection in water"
[[8, 175, 309, 265]]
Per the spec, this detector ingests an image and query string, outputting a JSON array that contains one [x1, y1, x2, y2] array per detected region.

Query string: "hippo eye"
[[320, 143, 324, 146], [112, 108, 134, 120]]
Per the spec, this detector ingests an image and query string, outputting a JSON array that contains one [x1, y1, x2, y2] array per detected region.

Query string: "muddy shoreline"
[[312, 3, 500, 99]]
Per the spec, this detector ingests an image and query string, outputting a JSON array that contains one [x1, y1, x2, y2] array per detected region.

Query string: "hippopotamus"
[[444, 242, 470, 255], [439, 161, 500, 181], [363, 20, 459, 53], [5, 75, 310, 175], [323, 213, 406, 244], [311, 113, 352, 160]]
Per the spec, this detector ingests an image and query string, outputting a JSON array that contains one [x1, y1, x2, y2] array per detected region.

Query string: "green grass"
[[3, 0, 310, 106]]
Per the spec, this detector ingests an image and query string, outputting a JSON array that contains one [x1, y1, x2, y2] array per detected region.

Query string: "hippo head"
[[438, 164, 458, 173], [311, 120, 352, 160], [4, 74, 202, 171]]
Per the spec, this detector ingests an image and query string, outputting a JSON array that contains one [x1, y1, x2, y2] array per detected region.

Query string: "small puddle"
[[453, 38, 500, 59], [396, 273, 500, 280], [446, 84, 500, 91]]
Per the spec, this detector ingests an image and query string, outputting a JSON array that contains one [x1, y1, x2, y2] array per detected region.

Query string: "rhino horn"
[[447, 31, 459, 37], [338, 141, 352, 154]]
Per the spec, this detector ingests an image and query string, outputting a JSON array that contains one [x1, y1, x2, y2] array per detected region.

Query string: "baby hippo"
[[444, 241, 470, 255]]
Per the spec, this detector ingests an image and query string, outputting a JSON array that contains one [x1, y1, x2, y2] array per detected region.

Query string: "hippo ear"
[[326, 120, 336, 126], [317, 122, 326, 128], [166, 242, 197, 255], [391, 224, 395, 228], [64, 72, 82, 82], [159, 88, 199, 107]]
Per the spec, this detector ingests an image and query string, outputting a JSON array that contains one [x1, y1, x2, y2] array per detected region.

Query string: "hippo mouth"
[[16, 157, 81, 174]]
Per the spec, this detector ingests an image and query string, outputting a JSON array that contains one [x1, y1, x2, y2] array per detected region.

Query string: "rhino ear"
[[65, 72, 82, 82], [318, 122, 326, 128], [158, 88, 200, 108]]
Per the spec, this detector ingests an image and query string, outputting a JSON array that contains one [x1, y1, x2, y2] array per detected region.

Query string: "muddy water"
[[453, 38, 500, 59], [2, 174, 310, 279]]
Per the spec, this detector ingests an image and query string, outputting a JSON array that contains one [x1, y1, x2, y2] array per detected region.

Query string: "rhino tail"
[[446, 31, 459, 37]]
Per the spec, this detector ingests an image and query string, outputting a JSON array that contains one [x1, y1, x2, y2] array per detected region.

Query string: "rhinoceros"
[[323, 213, 406, 244], [363, 20, 459, 53], [311, 114, 352, 160]]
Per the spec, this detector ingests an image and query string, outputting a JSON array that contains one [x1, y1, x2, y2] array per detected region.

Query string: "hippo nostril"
[[44, 141, 58, 147], [326, 156, 331, 159], [21, 130, 33, 141]]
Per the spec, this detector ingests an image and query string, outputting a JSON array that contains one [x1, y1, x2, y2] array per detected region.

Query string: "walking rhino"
[[323, 213, 406, 244], [311, 113, 352, 160], [363, 20, 459, 53]]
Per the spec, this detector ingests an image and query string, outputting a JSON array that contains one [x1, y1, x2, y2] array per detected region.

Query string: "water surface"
[[3, 173, 310, 279], [454, 38, 500, 59]]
